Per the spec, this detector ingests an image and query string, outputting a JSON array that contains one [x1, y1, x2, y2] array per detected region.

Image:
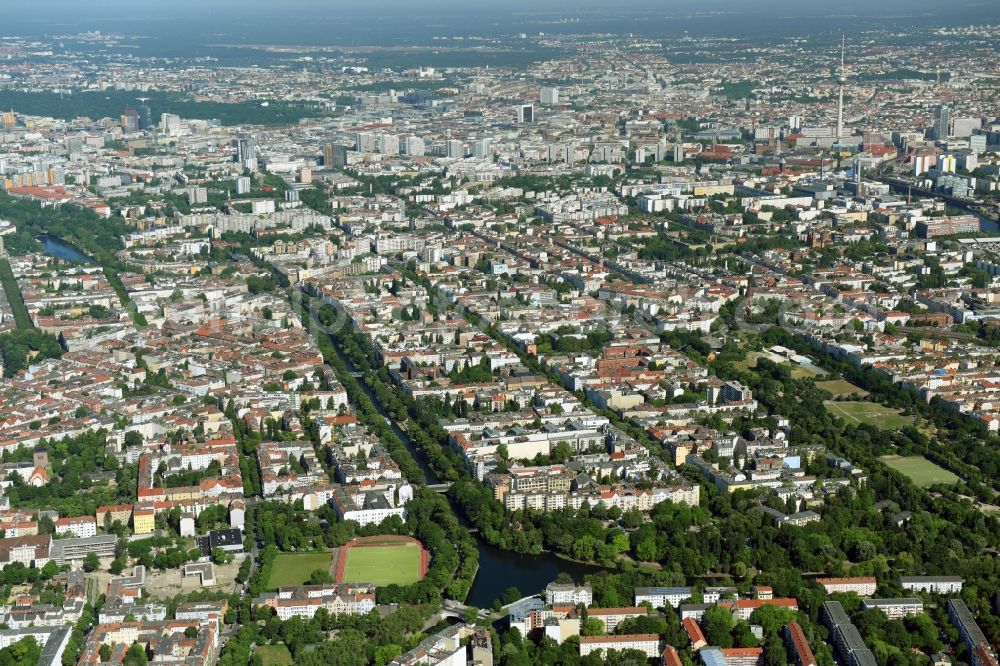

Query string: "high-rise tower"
[[136, 98, 152, 130], [235, 135, 258, 171], [835, 35, 847, 148], [932, 105, 950, 141]]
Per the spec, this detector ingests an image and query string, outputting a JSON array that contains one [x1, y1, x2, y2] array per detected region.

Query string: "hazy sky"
[[4, 0, 993, 19], [3, 0, 996, 42]]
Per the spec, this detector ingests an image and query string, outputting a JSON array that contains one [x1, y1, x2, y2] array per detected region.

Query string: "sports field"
[[824, 401, 913, 429], [342, 544, 422, 586], [335, 536, 428, 587], [255, 644, 293, 666], [267, 551, 333, 589], [816, 379, 869, 398], [880, 455, 960, 487]]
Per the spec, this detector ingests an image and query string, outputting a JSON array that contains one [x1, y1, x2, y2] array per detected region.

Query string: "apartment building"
[[99, 597, 167, 624], [54, 516, 97, 539], [505, 464, 574, 495], [391, 624, 487, 666], [96, 504, 133, 529], [545, 582, 592, 607], [817, 577, 877, 597], [683, 617, 707, 651], [731, 598, 798, 622], [132, 508, 155, 535], [948, 599, 1000, 666], [900, 576, 964, 594], [79, 620, 218, 665], [542, 614, 582, 645], [0, 626, 71, 666], [785, 621, 817, 666], [721, 647, 764, 666], [329, 484, 411, 527], [586, 606, 648, 633], [914, 215, 981, 238], [635, 586, 692, 609], [579, 634, 661, 659], [823, 601, 877, 666], [679, 603, 714, 621], [499, 482, 697, 513], [0, 534, 51, 569], [254, 583, 376, 620], [663, 645, 685, 666], [704, 586, 738, 604], [174, 600, 228, 623], [861, 598, 923, 619]]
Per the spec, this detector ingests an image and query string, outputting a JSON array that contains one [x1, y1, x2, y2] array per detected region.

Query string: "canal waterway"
[[39, 235, 96, 263], [327, 328, 610, 607]]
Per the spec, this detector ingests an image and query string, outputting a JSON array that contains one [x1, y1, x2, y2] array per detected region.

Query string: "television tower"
[[854, 155, 864, 197], [835, 35, 847, 149]]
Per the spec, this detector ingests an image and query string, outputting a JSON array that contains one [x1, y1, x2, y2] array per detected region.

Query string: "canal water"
[[466, 540, 608, 609], [40, 235, 96, 263], [331, 336, 609, 607], [881, 181, 997, 233]]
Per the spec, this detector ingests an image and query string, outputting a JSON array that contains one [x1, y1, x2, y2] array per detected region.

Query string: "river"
[[465, 540, 608, 609], [364, 378, 607, 606], [881, 180, 998, 232], [39, 235, 96, 263], [325, 325, 609, 607]]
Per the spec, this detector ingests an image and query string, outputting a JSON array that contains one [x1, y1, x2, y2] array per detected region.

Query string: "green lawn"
[[732, 353, 758, 373], [735, 351, 824, 379], [824, 401, 913, 430], [343, 544, 422, 587], [880, 455, 960, 487], [789, 363, 825, 379], [255, 644, 293, 666], [0, 258, 32, 329], [816, 379, 869, 398], [267, 552, 333, 589]]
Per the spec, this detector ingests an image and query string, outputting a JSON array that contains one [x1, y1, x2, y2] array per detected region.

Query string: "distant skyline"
[[4, 0, 996, 12], [3, 0, 998, 32], [2, 0, 997, 62]]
